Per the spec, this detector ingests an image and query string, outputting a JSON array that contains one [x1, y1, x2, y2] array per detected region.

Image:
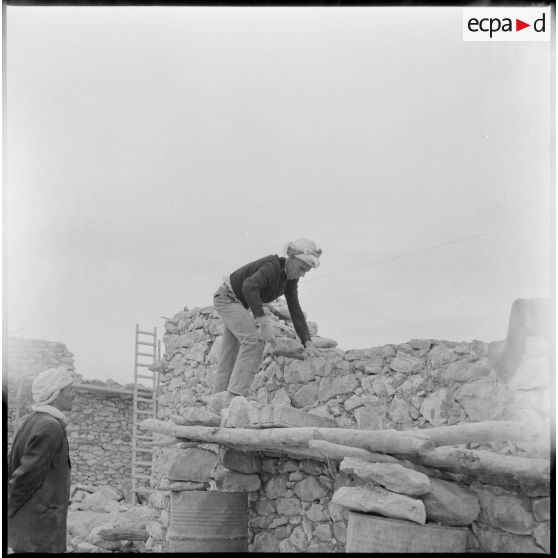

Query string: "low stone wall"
[[145, 302, 551, 553], [68, 385, 135, 490]]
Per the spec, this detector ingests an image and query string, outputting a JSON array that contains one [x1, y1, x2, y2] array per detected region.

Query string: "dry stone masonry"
[[143, 300, 551, 553]]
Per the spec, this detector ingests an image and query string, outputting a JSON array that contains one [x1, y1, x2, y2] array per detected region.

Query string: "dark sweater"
[[229, 254, 312, 345]]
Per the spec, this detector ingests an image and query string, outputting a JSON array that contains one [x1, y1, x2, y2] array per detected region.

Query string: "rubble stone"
[[421, 478, 480, 525], [332, 485, 426, 524]]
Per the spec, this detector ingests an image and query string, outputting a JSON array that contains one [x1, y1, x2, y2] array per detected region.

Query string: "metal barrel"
[[346, 512, 468, 553], [168, 491, 248, 553]]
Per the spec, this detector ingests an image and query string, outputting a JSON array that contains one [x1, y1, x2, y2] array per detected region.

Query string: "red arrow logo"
[[516, 19, 530, 31]]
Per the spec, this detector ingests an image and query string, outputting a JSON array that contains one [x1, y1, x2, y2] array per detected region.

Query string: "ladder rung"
[[133, 461, 152, 466], [137, 330, 156, 336], [133, 473, 152, 480], [135, 373, 155, 379], [136, 363, 154, 368], [137, 341, 156, 347], [134, 409, 156, 415], [134, 447, 154, 453], [135, 397, 153, 402], [137, 352, 155, 357], [135, 434, 153, 440], [131, 487, 155, 493]]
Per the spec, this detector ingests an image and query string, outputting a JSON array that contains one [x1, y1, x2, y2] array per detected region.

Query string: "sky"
[[4, 6, 553, 384]]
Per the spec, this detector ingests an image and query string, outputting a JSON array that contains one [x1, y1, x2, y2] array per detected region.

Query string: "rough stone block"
[[474, 524, 544, 553], [355, 405, 385, 430], [315, 523, 332, 541], [533, 522, 550, 553], [388, 397, 413, 426], [340, 459, 430, 496], [293, 477, 328, 501], [427, 344, 457, 368], [420, 388, 452, 426], [212, 465, 261, 492], [441, 359, 491, 382], [532, 497, 550, 521], [163, 447, 218, 482], [292, 383, 319, 408], [219, 448, 261, 474], [421, 478, 480, 525], [318, 374, 359, 402], [390, 354, 424, 373], [455, 378, 507, 421], [310, 336, 337, 349], [255, 499, 276, 515], [276, 497, 301, 515], [471, 485, 534, 535], [265, 476, 288, 499], [305, 503, 330, 522], [332, 485, 426, 524]]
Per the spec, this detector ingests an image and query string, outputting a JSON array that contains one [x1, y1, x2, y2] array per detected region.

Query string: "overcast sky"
[[5, 6, 553, 384]]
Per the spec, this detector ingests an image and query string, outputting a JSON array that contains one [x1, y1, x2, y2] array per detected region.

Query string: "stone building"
[[141, 301, 551, 553]]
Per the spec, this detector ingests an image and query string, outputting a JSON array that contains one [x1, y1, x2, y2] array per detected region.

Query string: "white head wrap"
[[32, 367, 74, 405], [285, 238, 322, 268]]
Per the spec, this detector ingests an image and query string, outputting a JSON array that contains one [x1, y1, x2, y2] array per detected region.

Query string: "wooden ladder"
[[131, 324, 159, 494]]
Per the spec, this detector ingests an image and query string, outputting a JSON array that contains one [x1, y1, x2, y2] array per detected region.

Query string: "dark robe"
[[8, 411, 71, 553]]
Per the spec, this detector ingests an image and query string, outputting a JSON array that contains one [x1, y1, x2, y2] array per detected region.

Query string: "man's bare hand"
[[303, 341, 320, 358]]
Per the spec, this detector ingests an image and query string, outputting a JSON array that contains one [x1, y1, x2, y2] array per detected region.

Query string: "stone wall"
[[145, 302, 551, 553], [67, 385, 134, 490], [5, 337, 150, 493]]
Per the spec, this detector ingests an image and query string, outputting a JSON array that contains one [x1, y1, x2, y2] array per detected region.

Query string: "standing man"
[[8, 367, 74, 554], [209, 238, 322, 414]]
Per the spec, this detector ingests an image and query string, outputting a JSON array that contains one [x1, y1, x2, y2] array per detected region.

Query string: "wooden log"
[[308, 440, 401, 463], [97, 529, 148, 542], [417, 421, 537, 447], [414, 447, 550, 484], [139, 420, 434, 456]]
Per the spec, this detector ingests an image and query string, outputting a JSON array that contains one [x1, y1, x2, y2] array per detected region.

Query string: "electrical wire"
[[305, 258, 533, 309], [307, 218, 544, 282]]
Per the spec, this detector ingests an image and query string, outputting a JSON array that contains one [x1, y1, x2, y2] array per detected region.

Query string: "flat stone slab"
[[223, 396, 337, 428], [332, 485, 426, 524], [340, 458, 431, 496]]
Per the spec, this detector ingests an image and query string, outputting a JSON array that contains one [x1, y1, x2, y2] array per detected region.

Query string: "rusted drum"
[[346, 512, 467, 553], [168, 491, 248, 552]]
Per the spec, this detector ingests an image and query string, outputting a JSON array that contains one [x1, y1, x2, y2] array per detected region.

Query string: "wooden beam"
[[417, 421, 538, 447], [139, 419, 434, 456], [412, 446, 550, 484], [308, 440, 401, 463]]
